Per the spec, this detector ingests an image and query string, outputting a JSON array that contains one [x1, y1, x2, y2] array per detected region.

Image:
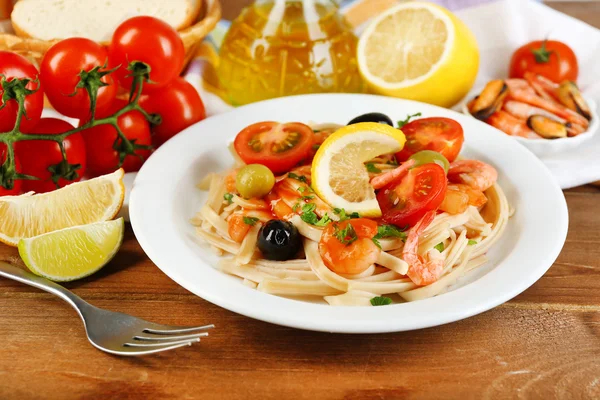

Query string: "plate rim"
[[129, 93, 569, 333]]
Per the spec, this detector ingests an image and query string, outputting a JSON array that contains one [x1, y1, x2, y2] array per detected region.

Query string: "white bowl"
[[460, 91, 598, 158]]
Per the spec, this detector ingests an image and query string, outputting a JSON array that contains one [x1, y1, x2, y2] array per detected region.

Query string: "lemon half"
[[0, 169, 125, 246], [311, 123, 405, 217], [18, 219, 125, 282], [357, 1, 479, 107]]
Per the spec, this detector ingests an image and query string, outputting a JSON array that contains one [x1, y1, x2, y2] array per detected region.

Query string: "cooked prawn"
[[486, 111, 542, 139], [227, 210, 273, 243], [448, 160, 498, 192], [318, 218, 381, 275], [506, 79, 589, 128], [370, 159, 415, 189], [272, 166, 332, 217], [439, 184, 487, 215], [404, 211, 444, 286]]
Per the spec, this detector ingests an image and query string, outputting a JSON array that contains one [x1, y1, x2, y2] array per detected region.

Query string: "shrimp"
[[439, 184, 487, 215], [506, 79, 589, 128], [486, 110, 542, 139], [370, 159, 415, 189], [404, 211, 443, 286], [272, 166, 332, 217], [227, 210, 272, 243], [448, 160, 498, 192], [318, 218, 380, 275]]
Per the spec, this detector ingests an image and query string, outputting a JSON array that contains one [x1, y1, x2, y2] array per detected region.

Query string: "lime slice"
[[18, 219, 125, 282]]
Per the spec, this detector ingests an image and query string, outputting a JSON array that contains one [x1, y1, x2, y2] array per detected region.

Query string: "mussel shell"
[[469, 80, 508, 121], [527, 115, 568, 139], [558, 81, 592, 121]]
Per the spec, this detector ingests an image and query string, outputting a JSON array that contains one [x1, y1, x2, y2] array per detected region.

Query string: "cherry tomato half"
[[15, 118, 86, 193], [509, 40, 578, 83], [0, 144, 21, 196], [395, 117, 464, 163], [377, 163, 447, 227], [80, 99, 151, 176], [139, 77, 206, 147], [234, 122, 313, 174], [108, 16, 185, 93], [40, 38, 117, 119], [0, 51, 43, 133]]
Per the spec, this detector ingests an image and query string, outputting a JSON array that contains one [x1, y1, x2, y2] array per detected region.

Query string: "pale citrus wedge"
[[311, 123, 405, 217], [357, 1, 479, 107], [0, 169, 125, 246], [18, 219, 125, 282]]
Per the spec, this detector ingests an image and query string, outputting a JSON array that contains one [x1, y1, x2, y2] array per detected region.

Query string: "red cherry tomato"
[[15, 118, 86, 193], [139, 77, 206, 147], [234, 122, 314, 174], [80, 99, 151, 176], [377, 163, 447, 227], [40, 38, 117, 119], [0, 51, 43, 133], [108, 16, 185, 93], [395, 117, 464, 163], [509, 40, 578, 83], [0, 144, 21, 196]]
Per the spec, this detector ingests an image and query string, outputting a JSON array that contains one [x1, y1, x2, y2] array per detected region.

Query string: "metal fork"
[[0, 262, 214, 356]]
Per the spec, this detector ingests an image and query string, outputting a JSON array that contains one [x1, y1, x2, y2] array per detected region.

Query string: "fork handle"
[[0, 262, 90, 316]]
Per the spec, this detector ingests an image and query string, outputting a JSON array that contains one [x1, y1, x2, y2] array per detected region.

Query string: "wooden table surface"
[[2, 1, 600, 399]]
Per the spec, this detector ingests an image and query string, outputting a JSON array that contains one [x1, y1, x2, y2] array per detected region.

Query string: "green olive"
[[236, 164, 275, 199], [408, 150, 450, 174]]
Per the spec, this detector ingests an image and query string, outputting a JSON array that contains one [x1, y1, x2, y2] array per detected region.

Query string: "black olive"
[[257, 220, 302, 261], [348, 112, 393, 126]]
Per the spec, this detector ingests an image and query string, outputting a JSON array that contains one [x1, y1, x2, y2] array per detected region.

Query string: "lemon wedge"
[[311, 123, 405, 217], [357, 1, 479, 108], [0, 169, 125, 246], [18, 219, 125, 282]]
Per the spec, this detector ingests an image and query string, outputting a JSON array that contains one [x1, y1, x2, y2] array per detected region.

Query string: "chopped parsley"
[[374, 224, 407, 241], [223, 193, 233, 204], [292, 203, 301, 212], [288, 172, 307, 183], [312, 144, 321, 151], [334, 223, 358, 245], [370, 296, 392, 306], [243, 216, 259, 226], [300, 195, 315, 201], [314, 213, 332, 227], [300, 203, 330, 226], [434, 242, 445, 252], [333, 208, 360, 221], [468, 239, 478, 246], [365, 163, 381, 173], [372, 238, 382, 249], [397, 112, 422, 129], [297, 186, 314, 194]]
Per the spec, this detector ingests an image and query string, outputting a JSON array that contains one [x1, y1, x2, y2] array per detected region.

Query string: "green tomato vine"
[[0, 61, 160, 191]]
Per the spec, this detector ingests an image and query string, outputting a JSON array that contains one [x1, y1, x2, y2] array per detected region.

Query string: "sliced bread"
[[11, 0, 202, 43]]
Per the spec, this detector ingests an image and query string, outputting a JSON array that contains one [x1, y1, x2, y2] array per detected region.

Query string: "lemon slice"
[[311, 123, 405, 217], [18, 219, 125, 282], [0, 169, 125, 246], [357, 1, 479, 107]]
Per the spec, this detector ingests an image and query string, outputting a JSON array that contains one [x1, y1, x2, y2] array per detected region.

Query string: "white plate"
[[459, 89, 599, 158], [129, 94, 568, 333]]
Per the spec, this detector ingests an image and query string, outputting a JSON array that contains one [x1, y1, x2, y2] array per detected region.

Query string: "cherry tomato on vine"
[[377, 163, 447, 227], [234, 122, 314, 174], [80, 99, 151, 176], [108, 16, 185, 93], [395, 117, 464, 163], [0, 144, 22, 196], [15, 118, 86, 193], [0, 51, 43, 133], [40, 38, 117, 119], [509, 40, 578, 83], [139, 77, 206, 146]]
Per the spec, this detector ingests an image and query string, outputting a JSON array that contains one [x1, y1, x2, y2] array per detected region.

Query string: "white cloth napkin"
[[455, 0, 600, 188]]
